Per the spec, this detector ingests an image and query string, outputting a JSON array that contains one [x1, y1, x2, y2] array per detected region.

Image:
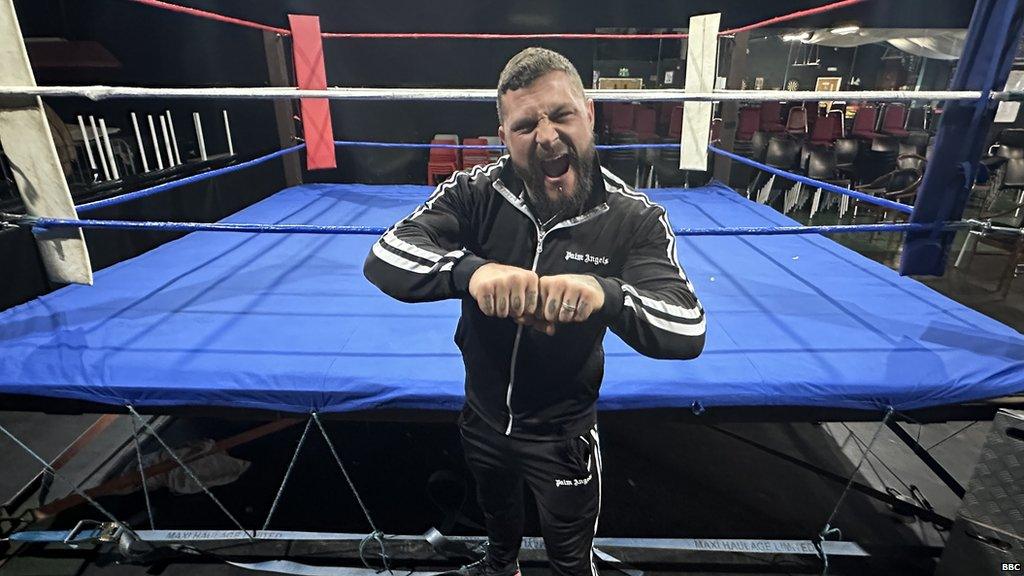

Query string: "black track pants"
[[459, 411, 602, 576]]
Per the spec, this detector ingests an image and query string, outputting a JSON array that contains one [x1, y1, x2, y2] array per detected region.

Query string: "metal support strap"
[[0, 422, 144, 546], [126, 405, 255, 540], [885, 420, 967, 498], [817, 408, 894, 576]]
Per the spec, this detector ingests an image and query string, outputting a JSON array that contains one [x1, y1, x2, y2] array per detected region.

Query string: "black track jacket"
[[364, 156, 705, 439]]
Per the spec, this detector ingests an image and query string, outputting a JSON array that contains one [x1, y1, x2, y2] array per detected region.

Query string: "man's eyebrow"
[[509, 115, 537, 130]]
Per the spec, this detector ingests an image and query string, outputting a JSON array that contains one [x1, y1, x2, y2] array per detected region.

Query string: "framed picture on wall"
[[815, 76, 842, 113], [815, 76, 842, 92]]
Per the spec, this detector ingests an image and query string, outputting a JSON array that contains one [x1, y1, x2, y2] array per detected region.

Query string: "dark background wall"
[[12, 0, 978, 183]]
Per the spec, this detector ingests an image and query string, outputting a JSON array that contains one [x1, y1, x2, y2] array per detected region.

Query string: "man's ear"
[[585, 99, 595, 131], [498, 124, 506, 144]]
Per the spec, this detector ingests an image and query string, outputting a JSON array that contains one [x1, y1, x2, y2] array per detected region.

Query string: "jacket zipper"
[[493, 180, 610, 436], [504, 227, 546, 434]]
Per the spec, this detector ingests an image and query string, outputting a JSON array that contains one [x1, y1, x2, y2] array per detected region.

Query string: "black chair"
[[833, 138, 859, 180], [1000, 128, 1024, 148], [898, 131, 929, 158], [905, 106, 928, 133], [803, 149, 852, 219], [904, 131, 930, 150], [766, 136, 801, 165], [749, 131, 770, 162], [602, 132, 640, 187], [997, 157, 1024, 220], [853, 136, 898, 184], [871, 136, 897, 151], [739, 131, 771, 196], [751, 135, 801, 205], [651, 136, 686, 188], [896, 153, 927, 172], [851, 156, 925, 224], [1004, 157, 1024, 188], [980, 129, 1024, 209], [956, 168, 1024, 298]]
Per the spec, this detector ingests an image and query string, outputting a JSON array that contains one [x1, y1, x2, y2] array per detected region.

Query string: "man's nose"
[[535, 118, 559, 150]]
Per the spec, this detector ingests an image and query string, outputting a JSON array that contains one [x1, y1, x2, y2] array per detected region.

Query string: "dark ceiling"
[[18, 0, 978, 39]]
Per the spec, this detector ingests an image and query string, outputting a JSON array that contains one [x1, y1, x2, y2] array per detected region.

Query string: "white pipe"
[[76, 115, 97, 172], [165, 111, 182, 165], [98, 118, 120, 180], [222, 110, 234, 156], [159, 115, 175, 167], [147, 114, 164, 170], [88, 116, 111, 180], [0, 85, 1011, 103], [193, 112, 207, 161], [130, 112, 150, 172]]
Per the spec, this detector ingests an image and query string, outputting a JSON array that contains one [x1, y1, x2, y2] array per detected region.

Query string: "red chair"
[[478, 135, 504, 162], [736, 107, 761, 141], [851, 105, 882, 140], [828, 110, 846, 139], [879, 103, 909, 137], [461, 138, 490, 170], [431, 133, 461, 167], [760, 101, 786, 133], [634, 107, 658, 141], [657, 102, 677, 135], [785, 106, 809, 135], [808, 114, 836, 147], [668, 105, 683, 139], [607, 103, 636, 134], [427, 139, 459, 184], [709, 118, 722, 144]]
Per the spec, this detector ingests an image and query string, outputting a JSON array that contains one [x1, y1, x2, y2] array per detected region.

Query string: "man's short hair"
[[496, 47, 586, 122]]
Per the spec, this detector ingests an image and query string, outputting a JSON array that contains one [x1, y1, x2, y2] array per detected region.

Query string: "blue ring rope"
[[75, 144, 307, 214], [71, 140, 912, 220], [29, 217, 939, 237], [708, 145, 915, 215]]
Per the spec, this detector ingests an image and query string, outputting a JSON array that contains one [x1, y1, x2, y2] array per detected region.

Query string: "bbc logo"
[[1004, 564, 1022, 571]]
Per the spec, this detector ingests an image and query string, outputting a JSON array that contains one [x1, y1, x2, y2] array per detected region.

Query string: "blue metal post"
[[900, 0, 1024, 276]]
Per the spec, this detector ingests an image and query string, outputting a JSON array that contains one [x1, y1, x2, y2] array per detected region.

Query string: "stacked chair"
[[735, 107, 761, 143], [955, 129, 1024, 297], [878, 103, 910, 138], [426, 134, 460, 185], [461, 138, 491, 170], [979, 129, 1024, 212], [848, 153, 926, 224], [650, 105, 685, 187], [640, 104, 721, 189], [749, 135, 801, 206], [759, 101, 786, 133], [731, 99, 938, 223], [425, 134, 503, 185]]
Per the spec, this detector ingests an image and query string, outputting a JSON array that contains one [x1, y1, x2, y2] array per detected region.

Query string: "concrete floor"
[[2, 182, 1020, 575]]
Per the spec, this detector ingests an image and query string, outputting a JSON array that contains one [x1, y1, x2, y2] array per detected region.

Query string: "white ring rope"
[[0, 85, 1015, 102]]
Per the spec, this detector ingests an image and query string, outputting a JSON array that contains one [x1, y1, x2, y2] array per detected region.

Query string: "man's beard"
[[513, 140, 595, 225]]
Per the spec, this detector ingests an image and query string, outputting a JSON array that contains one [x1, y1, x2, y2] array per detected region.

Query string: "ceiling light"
[[830, 25, 860, 35], [783, 32, 810, 42]]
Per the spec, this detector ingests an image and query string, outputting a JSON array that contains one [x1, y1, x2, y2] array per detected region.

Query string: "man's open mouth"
[[540, 155, 571, 179]]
